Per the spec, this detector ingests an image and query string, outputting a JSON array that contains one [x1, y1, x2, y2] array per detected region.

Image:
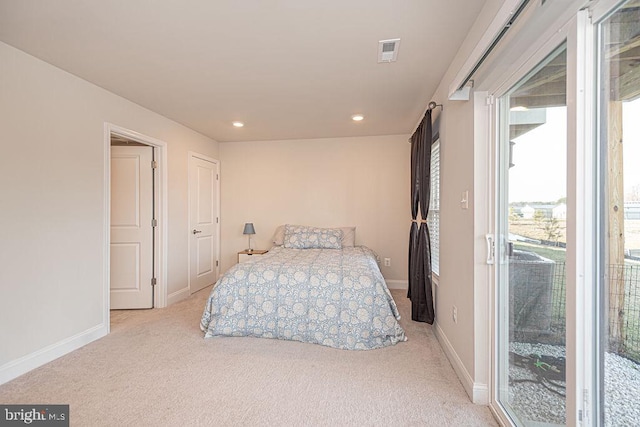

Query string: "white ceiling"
[[0, 1, 486, 142]]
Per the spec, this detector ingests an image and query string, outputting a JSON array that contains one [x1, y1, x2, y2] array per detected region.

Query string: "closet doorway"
[[187, 152, 220, 294], [105, 124, 168, 315]]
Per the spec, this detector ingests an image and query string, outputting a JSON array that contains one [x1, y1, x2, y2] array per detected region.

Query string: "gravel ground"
[[508, 342, 566, 425], [507, 342, 640, 426], [604, 351, 640, 426]]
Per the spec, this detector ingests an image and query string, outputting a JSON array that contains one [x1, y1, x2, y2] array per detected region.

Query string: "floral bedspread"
[[200, 246, 406, 350]]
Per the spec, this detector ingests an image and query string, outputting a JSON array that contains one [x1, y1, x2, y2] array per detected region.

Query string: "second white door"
[[189, 154, 219, 294]]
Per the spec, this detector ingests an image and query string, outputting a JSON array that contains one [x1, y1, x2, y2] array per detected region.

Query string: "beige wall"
[[219, 135, 411, 282], [427, 0, 578, 404], [424, 0, 506, 402], [432, 98, 477, 370], [0, 41, 218, 377]]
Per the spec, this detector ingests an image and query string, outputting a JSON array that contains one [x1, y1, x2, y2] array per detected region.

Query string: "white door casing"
[[110, 145, 154, 309], [188, 153, 219, 294]]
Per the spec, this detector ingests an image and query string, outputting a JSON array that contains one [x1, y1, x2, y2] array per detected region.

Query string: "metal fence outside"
[[527, 262, 640, 364], [605, 264, 640, 362]]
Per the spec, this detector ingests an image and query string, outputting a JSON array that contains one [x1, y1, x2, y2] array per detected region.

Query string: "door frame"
[[484, 12, 590, 426], [187, 151, 221, 294], [103, 123, 169, 328]]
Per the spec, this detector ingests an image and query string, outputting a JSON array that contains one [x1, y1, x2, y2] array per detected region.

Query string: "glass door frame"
[[590, 0, 638, 424], [487, 9, 599, 426]]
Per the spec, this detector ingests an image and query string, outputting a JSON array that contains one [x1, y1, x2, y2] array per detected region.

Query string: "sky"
[[508, 98, 640, 204]]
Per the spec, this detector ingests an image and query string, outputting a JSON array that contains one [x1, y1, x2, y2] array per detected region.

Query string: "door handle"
[[192, 229, 202, 235], [485, 234, 495, 265]]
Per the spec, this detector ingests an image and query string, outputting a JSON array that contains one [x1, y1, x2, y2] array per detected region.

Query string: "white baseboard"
[[385, 279, 408, 290], [433, 321, 489, 405], [472, 382, 489, 405], [167, 286, 190, 306], [0, 323, 107, 386]]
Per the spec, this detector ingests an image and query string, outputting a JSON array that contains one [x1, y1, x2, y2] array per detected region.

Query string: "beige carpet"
[[0, 288, 498, 426]]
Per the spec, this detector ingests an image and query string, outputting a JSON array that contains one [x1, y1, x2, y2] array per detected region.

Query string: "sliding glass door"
[[496, 45, 568, 426], [494, 0, 640, 426], [491, 1, 640, 426], [597, 3, 640, 425]]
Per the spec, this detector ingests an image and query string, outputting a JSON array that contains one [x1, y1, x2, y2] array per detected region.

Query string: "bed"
[[200, 225, 406, 350]]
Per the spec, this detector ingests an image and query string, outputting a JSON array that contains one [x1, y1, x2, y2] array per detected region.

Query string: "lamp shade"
[[243, 223, 256, 235]]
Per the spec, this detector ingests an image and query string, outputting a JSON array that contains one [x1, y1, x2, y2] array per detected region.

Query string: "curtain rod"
[[408, 101, 442, 142], [427, 101, 443, 111]]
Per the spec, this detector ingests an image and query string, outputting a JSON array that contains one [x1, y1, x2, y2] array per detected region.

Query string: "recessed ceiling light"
[[232, 121, 244, 128], [352, 114, 364, 122]]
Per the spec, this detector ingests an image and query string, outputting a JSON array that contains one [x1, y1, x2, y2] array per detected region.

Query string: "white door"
[[110, 145, 154, 309], [189, 154, 219, 293]]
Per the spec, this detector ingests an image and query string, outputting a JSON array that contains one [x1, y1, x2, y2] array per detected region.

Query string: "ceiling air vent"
[[378, 38, 400, 63]]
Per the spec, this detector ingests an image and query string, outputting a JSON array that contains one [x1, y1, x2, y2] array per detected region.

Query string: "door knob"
[[192, 229, 202, 235]]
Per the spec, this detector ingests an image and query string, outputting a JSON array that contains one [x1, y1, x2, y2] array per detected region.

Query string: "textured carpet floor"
[[0, 288, 498, 426]]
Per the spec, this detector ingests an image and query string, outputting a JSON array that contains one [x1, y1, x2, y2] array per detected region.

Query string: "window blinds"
[[428, 140, 440, 275]]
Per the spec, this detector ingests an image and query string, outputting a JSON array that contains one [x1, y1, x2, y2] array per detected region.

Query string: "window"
[[428, 139, 440, 276]]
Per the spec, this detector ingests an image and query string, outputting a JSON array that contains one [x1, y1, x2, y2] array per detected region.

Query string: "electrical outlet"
[[384, 258, 391, 267], [452, 306, 458, 323]]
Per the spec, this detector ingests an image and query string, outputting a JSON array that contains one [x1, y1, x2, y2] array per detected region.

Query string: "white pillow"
[[271, 225, 286, 246], [340, 227, 356, 247]]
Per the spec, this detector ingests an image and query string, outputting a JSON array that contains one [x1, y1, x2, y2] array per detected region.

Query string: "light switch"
[[461, 190, 469, 209]]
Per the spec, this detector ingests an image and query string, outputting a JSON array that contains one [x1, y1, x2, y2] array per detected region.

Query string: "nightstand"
[[237, 249, 268, 263]]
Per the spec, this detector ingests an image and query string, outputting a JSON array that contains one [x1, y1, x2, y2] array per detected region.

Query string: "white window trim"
[[429, 138, 441, 279]]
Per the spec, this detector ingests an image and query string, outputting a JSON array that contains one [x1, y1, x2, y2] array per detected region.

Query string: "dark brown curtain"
[[407, 109, 435, 324], [407, 121, 421, 300]]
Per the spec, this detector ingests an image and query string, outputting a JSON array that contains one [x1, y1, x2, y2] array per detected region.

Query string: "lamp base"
[[245, 248, 254, 252]]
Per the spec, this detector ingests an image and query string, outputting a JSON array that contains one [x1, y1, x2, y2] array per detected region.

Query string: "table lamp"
[[243, 223, 255, 251]]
